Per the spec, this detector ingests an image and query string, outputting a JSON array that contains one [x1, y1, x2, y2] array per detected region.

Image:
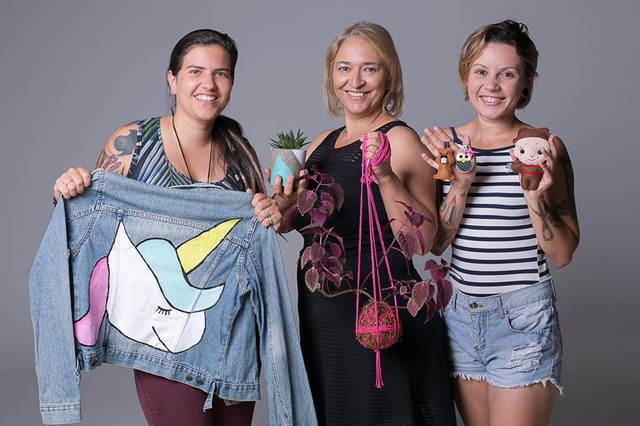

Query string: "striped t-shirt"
[[443, 136, 550, 295]]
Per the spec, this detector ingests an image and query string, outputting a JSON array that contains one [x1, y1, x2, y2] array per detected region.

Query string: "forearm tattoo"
[[556, 147, 578, 220], [96, 130, 136, 171], [434, 193, 463, 248], [530, 199, 565, 242]]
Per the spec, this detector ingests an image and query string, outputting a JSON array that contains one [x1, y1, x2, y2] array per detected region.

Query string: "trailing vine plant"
[[294, 166, 453, 322]]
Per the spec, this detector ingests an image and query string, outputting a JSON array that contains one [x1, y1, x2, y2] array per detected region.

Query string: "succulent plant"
[[269, 128, 310, 149]]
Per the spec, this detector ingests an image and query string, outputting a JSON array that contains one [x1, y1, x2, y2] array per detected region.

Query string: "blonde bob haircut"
[[323, 22, 404, 117], [458, 20, 539, 109]]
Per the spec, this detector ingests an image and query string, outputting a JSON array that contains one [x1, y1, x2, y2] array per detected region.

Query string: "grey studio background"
[[1, 0, 638, 425]]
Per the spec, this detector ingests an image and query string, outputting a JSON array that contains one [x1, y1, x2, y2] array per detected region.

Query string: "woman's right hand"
[[421, 126, 476, 190], [267, 167, 308, 233], [53, 167, 92, 202]]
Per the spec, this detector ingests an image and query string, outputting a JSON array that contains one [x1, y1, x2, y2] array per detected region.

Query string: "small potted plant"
[[269, 128, 310, 186]]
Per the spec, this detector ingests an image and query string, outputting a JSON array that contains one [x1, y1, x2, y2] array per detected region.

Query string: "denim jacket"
[[29, 170, 316, 425]]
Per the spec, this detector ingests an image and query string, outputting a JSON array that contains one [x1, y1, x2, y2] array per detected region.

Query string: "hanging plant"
[[294, 133, 453, 388]]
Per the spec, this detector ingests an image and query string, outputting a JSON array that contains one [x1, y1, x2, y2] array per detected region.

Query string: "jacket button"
[[469, 302, 478, 308], [90, 358, 99, 366], [196, 379, 204, 385], [185, 375, 193, 381]]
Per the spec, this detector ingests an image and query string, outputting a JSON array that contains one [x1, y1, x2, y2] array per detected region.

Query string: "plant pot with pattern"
[[269, 129, 310, 187]]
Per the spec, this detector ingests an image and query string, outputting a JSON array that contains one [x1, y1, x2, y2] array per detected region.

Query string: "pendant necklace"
[[172, 115, 213, 182]]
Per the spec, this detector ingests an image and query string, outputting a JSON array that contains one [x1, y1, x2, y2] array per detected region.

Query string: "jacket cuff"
[[41, 403, 82, 424]]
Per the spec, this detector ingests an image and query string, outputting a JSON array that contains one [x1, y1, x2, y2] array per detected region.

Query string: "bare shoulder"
[[306, 129, 334, 158], [105, 122, 138, 152], [386, 125, 423, 152], [96, 121, 138, 172]]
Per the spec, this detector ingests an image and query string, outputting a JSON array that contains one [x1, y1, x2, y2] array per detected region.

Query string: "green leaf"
[[269, 128, 310, 149]]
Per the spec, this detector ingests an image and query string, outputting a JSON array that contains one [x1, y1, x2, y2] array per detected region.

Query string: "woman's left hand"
[[517, 134, 558, 202], [249, 192, 282, 231]]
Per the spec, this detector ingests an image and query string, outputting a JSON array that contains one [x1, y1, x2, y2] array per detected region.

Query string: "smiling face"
[[514, 136, 549, 164], [332, 36, 388, 118], [466, 42, 528, 121], [167, 44, 233, 123]]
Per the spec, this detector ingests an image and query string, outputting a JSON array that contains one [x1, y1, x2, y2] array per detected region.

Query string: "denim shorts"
[[442, 279, 563, 394]]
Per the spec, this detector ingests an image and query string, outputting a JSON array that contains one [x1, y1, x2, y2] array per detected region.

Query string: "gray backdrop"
[[2, 0, 638, 425]]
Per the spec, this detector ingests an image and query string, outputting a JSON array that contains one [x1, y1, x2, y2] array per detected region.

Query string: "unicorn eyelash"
[[155, 306, 172, 316]]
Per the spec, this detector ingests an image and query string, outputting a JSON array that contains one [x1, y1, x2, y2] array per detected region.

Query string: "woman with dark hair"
[[422, 20, 579, 425], [274, 22, 457, 425], [52, 28, 280, 426]]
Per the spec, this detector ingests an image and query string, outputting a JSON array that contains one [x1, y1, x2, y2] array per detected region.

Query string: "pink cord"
[[355, 131, 401, 388]]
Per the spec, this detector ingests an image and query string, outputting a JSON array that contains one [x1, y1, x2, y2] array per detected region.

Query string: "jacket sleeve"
[[29, 198, 83, 424], [249, 225, 317, 426]]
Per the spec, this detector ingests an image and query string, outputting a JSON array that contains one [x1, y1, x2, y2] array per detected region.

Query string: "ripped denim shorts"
[[442, 278, 563, 394]]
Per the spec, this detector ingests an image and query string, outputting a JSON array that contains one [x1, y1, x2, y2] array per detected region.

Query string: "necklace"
[[172, 115, 213, 182]]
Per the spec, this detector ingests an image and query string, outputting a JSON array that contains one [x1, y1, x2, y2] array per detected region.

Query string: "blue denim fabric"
[[29, 170, 316, 425], [442, 279, 563, 393]]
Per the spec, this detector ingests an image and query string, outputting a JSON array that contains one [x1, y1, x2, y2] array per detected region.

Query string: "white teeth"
[[196, 95, 216, 101], [347, 91, 364, 97], [483, 96, 500, 103]]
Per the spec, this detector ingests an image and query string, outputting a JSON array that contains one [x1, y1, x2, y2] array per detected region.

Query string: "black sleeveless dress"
[[294, 121, 456, 425]]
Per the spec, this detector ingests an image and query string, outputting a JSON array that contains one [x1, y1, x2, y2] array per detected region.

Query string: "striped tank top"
[[443, 128, 550, 295], [127, 117, 241, 190]]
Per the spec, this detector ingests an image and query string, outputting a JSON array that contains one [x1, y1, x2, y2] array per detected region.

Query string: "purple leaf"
[[299, 222, 324, 233], [298, 190, 318, 215], [397, 232, 417, 258], [301, 243, 325, 266], [411, 281, 428, 307], [407, 298, 419, 317], [424, 258, 438, 271], [305, 268, 319, 292], [311, 210, 328, 225], [437, 278, 453, 309], [328, 242, 342, 257], [424, 301, 436, 323], [333, 183, 344, 210]]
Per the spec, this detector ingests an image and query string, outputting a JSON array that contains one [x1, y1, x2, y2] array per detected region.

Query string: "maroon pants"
[[134, 370, 255, 426]]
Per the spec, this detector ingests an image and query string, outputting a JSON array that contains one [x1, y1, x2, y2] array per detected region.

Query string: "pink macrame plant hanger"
[[355, 131, 402, 388]]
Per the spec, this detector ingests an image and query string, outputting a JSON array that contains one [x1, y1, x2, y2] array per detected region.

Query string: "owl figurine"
[[455, 144, 475, 173]]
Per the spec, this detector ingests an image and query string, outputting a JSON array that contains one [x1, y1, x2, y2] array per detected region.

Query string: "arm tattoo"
[[434, 226, 456, 248], [530, 199, 565, 242], [554, 199, 573, 216], [434, 193, 464, 248], [114, 130, 137, 155], [556, 147, 578, 220], [96, 129, 137, 171], [96, 150, 122, 171]]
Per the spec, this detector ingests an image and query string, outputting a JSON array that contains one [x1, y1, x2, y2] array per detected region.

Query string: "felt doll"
[[433, 141, 455, 180], [511, 127, 551, 190], [455, 144, 475, 173]]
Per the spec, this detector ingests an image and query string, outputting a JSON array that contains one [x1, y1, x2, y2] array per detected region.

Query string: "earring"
[[337, 101, 343, 110], [385, 99, 394, 112], [522, 87, 530, 97]]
